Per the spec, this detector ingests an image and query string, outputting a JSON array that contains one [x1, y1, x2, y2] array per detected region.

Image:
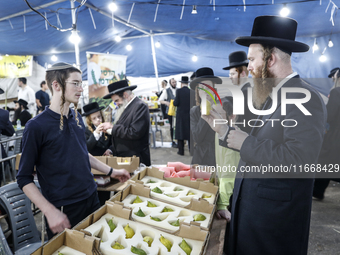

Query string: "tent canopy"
[[1, 0, 339, 95]]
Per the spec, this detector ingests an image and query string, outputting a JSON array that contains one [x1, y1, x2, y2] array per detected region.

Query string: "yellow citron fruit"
[[202, 194, 212, 199], [160, 235, 172, 252], [193, 214, 206, 221], [187, 192, 195, 196], [200, 99, 212, 115], [179, 238, 192, 255], [143, 236, 153, 247], [147, 201, 157, 207], [124, 224, 135, 239], [132, 196, 143, 204], [111, 241, 125, 249]]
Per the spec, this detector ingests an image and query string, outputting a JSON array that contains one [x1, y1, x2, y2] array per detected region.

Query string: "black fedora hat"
[[328, 67, 340, 78], [235, 16, 309, 53], [82, 102, 105, 116], [180, 76, 189, 83], [103, 80, 137, 99], [0, 88, 4, 94], [223, 51, 248, 70], [14, 99, 28, 109], [190, 67, 222, 91]]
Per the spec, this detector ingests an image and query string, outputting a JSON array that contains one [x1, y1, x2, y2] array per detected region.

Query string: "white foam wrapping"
[[84, 213, 204, 255], [51, 245, 86, 255], [140, 176, 215, 207], [123, 194, 211, 231]]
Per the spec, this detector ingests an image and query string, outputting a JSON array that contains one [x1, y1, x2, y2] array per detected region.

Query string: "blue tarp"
[[1, 0, 339, 95]]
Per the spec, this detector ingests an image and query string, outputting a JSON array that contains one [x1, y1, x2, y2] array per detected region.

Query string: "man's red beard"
[[251, 65, 276, 109]]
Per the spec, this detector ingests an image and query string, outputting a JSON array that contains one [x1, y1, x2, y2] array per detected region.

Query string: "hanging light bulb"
[[51, 55, 58, 62], [312, 38, 319, 53], [109, 2, 118, 12], [192, 55, 198, 62], [47, 64, 52, 68], [280, 4, 290, 17], [328, 39, 334, 48], [192, 5, 197, 14], [155, 41, 161, 48], [319, 54, 327, 62], [126, 45, 132, 51], [114, 35, 122, 42], [69, 31, 81, 44]]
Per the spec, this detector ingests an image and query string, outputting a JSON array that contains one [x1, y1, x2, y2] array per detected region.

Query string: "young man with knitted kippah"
[[17, 62, 130, 240]]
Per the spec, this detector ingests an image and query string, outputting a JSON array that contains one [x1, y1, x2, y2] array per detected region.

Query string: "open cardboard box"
[[73, 201, 210, 255], [108, 181, 216, 233], [31, 229, 101, 255], [91, 156, 139, 175], [130, 167, 219, 205]]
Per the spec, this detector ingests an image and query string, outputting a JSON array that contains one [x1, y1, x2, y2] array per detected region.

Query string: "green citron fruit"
[[147, 201, 157, 207], [152, 186, 163, 194], [131, 245, 147, 255], [124, 224, 135, 239], [134, 207, 146, 217], [202, 194, 212, 199], [111, 241, 125, 249], [165, 193, 178, 197], [170, 219, 180, 227], [150, 216, 162, 221], [58, 252, 64, 255], [132, 196, 143, 204], [107, 218, 116, 233], [174, 187, 183, 191], [160, 235, 172, 252], [193, 214, 206, 221], [147, 179, 156, 183], [161, 207, 174, 213], [187, 191, 195, 196], [179, 238, 192, 255], [143, 236, 154, 247]]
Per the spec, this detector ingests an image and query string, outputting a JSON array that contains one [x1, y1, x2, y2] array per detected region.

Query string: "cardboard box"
[[91, 156, 139, 175], [31, 229, 101, 255], [73, 201, 209, 255], [109, 182, 215, 232]]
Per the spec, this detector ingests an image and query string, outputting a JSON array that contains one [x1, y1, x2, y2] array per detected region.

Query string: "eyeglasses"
[[66, 81, 83, 88]]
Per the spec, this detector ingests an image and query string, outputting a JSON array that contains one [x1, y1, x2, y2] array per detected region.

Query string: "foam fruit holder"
[[73, 202, 209, 255]]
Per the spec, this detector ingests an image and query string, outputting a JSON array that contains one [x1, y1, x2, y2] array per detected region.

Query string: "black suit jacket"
[[173, 86, 190, 140], [224, 76, 326, 255], [238, 82, 258, 133], [85, 127, 112, 156], [111, 97, 151, 166]]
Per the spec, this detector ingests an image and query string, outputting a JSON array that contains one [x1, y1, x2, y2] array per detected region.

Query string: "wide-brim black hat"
[[235, 16, 309, 53], [82, 102, 105, 116], [328, 67, 340, 78], [180, 76, 189, 83], [190, 67, 222, 91], [14, 99, 28, 109], [223, 51, 249, 70], [103, 80, 137, 99]]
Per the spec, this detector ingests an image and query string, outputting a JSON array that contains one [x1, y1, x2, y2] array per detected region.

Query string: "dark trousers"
[[46, 191, 101, 240], [168, 116, 174, 142], [313, 178, 340, 197], [178, 140, 190, 155]]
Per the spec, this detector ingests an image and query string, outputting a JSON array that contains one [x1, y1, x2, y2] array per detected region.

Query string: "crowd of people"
[[0, 14, 336, 255]]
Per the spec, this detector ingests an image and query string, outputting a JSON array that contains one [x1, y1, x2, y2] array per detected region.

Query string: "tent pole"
[[150, 31, 160, 92], [70, 0, 84, 110]]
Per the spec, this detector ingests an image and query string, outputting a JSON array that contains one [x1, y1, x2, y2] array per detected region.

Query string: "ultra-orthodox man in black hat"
[[203, 16, 327, 255], [101, 80, 151, 166]]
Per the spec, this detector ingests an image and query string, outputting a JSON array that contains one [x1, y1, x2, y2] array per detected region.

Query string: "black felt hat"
[[14, 99, 28, 109], [235, 16, 309, 53], [82, 102, 105, 116], [103, 80, 137, 99], [223, 51, 249, 70], [328, 67, 340, 78], [190, 67, 222, 91], [180, 76, 189, 83]]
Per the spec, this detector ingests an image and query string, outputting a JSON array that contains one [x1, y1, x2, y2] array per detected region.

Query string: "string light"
[[312, 38, 319, 53], [109, 2, 118, 12], [114, 36, 122, 42], [192, 55, 198, 62], [155, 41, 161, 48], [69, 31, 81, 44], [51, 55, 58, 61], [319, 54, 327, 62], [192, 5, 197, 14], [126, 45, 132, 51], [280, 4, 290, 17], [328, 38, 334, 47]]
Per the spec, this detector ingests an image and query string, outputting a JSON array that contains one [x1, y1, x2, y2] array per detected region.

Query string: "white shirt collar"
[[125, 95, 136, 109], [270, 72, 297, 98]]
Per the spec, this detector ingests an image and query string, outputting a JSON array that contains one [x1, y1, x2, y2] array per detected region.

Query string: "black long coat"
[[239, 82, 258, 133], [318, 86, 340, 165], [85, 127, 112, 156], [190, 105, 216, 167], [173, 86, 190, 140], [111, 97, 151, 166], [220, 76, 326, 255]]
